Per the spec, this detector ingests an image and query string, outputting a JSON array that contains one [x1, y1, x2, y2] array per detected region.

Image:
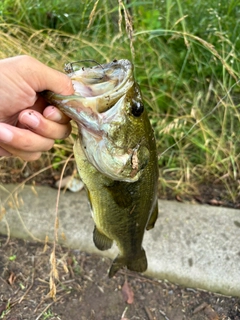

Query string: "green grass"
[[1, 0, 240, 201]]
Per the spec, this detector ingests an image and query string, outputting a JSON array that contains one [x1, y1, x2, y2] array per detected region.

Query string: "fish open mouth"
[[41, 59, 149, 182], [66, 59, 134, 113]]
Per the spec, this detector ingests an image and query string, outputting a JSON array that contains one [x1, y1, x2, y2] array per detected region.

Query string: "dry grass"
[[0, 4, 136, 298], [1, 2, 240, 298]]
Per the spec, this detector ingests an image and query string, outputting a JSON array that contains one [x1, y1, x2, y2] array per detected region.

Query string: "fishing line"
[[64, 59, 104, 73], [160, 78, 240, 157]]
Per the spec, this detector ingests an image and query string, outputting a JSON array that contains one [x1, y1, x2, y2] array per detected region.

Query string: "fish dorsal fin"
[[93, 226, 113, 251]]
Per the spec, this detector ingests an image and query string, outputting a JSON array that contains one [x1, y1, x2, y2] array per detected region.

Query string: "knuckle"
[[18, 55, 35, 66], [61, 124, 72, 139], [22, 55, 35, 63], [66, 76, 74, 93], [18, 151, 41, 161], [46, 140, 54, 151], [27, 152, 42, 161]]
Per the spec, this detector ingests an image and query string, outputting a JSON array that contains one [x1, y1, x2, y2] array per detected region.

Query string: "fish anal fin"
[[108, 249, 147, 278], [146, 202, 158, 230], [93, 226, 113, 251]]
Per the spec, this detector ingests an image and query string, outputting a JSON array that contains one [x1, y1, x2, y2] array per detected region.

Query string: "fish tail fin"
[[108, 249, 147, 278]]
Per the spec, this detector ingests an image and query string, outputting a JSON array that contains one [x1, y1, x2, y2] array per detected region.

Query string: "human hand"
[[0, 55, 74, 161]]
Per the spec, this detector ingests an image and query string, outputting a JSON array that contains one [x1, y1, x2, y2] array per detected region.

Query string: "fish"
[[42, 59, 159, 277]]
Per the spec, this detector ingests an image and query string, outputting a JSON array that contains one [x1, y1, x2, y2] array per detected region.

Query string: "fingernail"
[[0, 126, 14, 143], [19, 111, 40, 128], [45, 107, 62, 121]]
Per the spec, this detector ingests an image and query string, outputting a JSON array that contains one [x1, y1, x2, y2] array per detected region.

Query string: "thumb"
[[6, 55, 74, 95]]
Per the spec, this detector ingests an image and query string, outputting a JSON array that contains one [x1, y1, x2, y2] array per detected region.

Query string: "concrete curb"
[[1, 184, 240, 297]]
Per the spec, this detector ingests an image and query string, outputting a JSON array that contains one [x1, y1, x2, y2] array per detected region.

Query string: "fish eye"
[[131, 100, 144, 117]]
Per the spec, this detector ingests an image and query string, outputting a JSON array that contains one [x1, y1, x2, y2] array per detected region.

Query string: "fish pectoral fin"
[[146, 202, 158, 230], [105, 181, 133, 208], [93, 226, 113, 251], [108, 249, 147, 278]]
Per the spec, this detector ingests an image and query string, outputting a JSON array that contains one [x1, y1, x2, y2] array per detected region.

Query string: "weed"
[[9, 254, 16, 261], [42, 309, 55, 319], [0, 301, 11, 319], [1, 0, 240, 200]]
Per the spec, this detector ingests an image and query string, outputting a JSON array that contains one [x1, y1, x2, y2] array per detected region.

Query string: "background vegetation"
[[1, 0, 240, 202]]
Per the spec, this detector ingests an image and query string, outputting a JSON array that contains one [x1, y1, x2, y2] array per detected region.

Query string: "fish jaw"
[[41, 91, 100, 129]]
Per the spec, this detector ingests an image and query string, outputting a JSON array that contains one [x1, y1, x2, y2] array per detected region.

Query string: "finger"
[[0, 146, 12, 157], [21, 95, 71, 124], [29, 95, 48, 114], [0, 144, 42, 161], [5, 56, 74, 95], [18, 110, 72, 140], [43, 106, 71, 124], [0, 123, 54, 153]]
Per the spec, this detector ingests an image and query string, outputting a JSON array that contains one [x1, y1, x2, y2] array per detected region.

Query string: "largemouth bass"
[[42, 59, 159, 277]]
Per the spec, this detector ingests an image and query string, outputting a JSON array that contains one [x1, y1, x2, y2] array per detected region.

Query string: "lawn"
[[1, 0, 240, 202]]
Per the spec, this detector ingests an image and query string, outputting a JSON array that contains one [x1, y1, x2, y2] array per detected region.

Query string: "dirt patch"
[[0, 235, 240, 320]]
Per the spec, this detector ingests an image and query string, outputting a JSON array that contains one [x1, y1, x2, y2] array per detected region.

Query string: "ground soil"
[[1, 235, 240, 320], [1, 157, 240, 320]]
